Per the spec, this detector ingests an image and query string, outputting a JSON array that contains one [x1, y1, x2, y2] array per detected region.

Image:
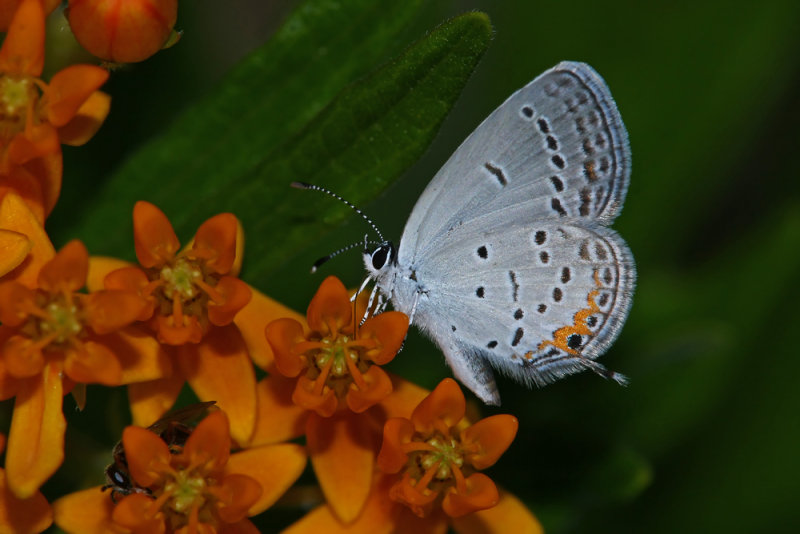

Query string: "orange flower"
[[52, 409, 307, 534], [66, 0, 180, 64], [93, 201, 266, 445], [0, 0, 111, 220], [286, 379, 541, 534], [107, 200, 251, 346], [266, 275, 407, 417], [261, 276, 409, 522], [378, 378, 517, 518], [0, 433, 53, 534], [0, 239, 168, 498]]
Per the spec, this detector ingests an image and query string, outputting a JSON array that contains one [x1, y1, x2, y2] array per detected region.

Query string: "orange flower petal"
[[282, 474, 400, 534], [24, 149, 62, 218], [0, 192, 54, 285], [306, 276, 352, 335], [128, 373, 184, 427], [0, 0, 44, 76], [184, 410, 231, 473], [84, 289, 145, 334], [410, 378, 465, 435], [111, 493, 166, 533], [52, 485, 115, 534], [207, 276, 251, 326], [105, 327, 173, 384], [393, 506, 449, 534], [247, 376, 306, 447], [100, 266, 149, 306], [0, 0, 58, 32], [7, 123, 60, 165], [57, 90, 111, 146], [264, 318, 306, 378], [193, 212, 238, 274], [293, 375, 337, 418], [3, 334, 44, 379], [307, 411, 376, 523], [5, 362, 65, 498], [0, 282, 35, 325], [0, 330, 21, 400], [176, 326, 256, 446], [236, 286, 304, 371], [0, 229, 31, 277], [0, 467, 52, 533], [37, 240, 87, 293], [462, 415, 518, 470], [450, 489, 543, 534], [132, 201, 179, 268], [441, 473, 499, 518], [153, 313, 202, 345], [213, 473, 262, 523], [0, 171, 44, 227], [376, 417, 415, 474], [87, 256, 132, 291], [217, 519, 260, 534], [64, 341, 123, 385], [377, 373, 429, 420], [346, 365, 393, 413], [122, 425, 171, 487], [226, 443, 307, 516], [46, 65, 109, 127], [389, 472, 438, 517], [359, 311, 408, 365]]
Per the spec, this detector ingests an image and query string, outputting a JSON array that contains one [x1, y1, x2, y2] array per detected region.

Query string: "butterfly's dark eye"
[[371, 244, 393, 270]]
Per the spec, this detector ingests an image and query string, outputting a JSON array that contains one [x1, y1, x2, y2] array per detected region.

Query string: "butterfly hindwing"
[[404, 220, 635, 403]]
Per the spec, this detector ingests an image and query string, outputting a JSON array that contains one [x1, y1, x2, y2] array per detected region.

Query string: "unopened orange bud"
[[66, 0, 178, 63], [0, 0, 59, 31]]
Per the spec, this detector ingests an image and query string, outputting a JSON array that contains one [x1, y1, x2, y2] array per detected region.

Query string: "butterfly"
[[303, 61, 635, 405]]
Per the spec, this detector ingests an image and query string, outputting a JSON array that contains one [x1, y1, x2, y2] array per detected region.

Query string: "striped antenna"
[[310, 239, 381, 273], [291, 182, 385, 242], [291, 182, 386, 272]]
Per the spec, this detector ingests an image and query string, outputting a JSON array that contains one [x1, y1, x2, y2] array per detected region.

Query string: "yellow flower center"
[[317, 334, 358, 378], [20, 292, 86, 348], [421, 435, 465, 481], [40, 299, 83, 344], [162, 468, 209, 516], [306, 332, 373, 399], [160, 257, 203, 301], [0, 75, 38, 140]]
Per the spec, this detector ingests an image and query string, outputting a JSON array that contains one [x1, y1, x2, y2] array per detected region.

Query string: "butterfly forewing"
[[398, 61, 630, 265]]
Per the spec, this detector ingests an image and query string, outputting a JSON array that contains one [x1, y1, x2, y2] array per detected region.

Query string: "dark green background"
[[16, 0, 800, 532]]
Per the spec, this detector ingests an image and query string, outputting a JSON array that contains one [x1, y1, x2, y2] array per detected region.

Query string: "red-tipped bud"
[[66, 0, 178, 63]]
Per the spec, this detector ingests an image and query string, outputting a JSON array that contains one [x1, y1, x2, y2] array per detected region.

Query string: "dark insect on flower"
[[102, 401, 217, 502]]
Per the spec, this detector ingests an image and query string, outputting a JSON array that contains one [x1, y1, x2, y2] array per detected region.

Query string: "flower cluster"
[[0, 1, 543, 533]]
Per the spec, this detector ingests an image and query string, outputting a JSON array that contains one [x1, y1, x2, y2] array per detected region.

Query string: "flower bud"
[[66, 0, 178, 63]]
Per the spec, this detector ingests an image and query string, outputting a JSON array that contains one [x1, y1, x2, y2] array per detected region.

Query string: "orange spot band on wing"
[[538, 287, 601, 355]]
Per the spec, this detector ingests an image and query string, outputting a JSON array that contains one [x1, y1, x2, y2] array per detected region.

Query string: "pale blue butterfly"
[[300, 61, 635, 405]]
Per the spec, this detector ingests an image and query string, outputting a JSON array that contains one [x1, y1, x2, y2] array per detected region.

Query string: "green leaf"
[[65, 0, 428, 250], [68, 4, 492, 298], [231, 12, 492, 287]]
